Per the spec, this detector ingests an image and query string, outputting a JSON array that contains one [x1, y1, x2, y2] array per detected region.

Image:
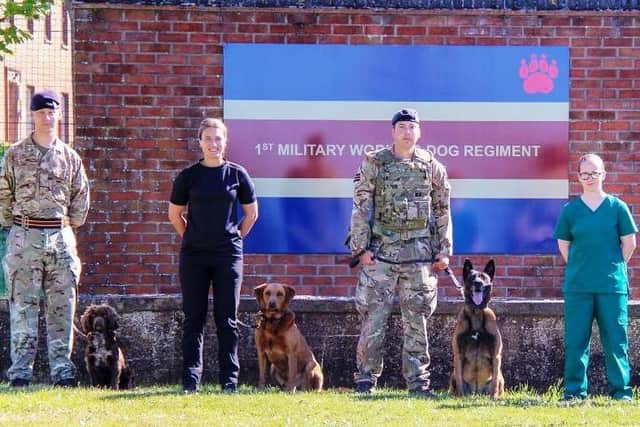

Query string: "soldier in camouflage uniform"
[[349, 108, 452, 396], [0, 90, 90, 387]]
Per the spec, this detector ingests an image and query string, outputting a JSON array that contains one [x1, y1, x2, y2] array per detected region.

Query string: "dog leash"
[[236, 311, 265, 330], [443, 267, 463, 291], [236, 319, 258, 329], [72, 322, 88, 340], [350, 251, 463, 293]]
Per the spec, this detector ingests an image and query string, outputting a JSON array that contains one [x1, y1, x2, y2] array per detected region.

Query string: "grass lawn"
[[0, 384, 638, 426]]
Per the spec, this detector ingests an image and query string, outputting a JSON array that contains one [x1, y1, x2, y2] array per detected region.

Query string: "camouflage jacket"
[[349, 146, 452, 263], [0, 135, 90, 228]]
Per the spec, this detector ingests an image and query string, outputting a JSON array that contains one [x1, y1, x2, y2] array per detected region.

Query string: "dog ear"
[[463, 259, 473, 280], [254, 284, 267, 309], [484, 259, 495, 281], [107, 307, 120, 330], [283, 284, 296, 305], [80, 307, 93, 333]]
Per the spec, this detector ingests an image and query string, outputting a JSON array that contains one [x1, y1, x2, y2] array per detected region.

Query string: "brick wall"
[[72, 6, 640, 299]]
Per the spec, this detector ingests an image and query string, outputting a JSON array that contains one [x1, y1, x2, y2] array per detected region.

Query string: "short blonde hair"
[[198, 118, 227, 140], [578, 153, 605, 172]]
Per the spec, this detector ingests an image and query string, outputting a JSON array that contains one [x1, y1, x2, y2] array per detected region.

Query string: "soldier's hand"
[[432, 255, 449, 272], [360, 250, 376, 266]]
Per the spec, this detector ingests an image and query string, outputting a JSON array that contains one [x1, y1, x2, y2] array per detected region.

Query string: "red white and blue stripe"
[[224, 44, 569, 254]]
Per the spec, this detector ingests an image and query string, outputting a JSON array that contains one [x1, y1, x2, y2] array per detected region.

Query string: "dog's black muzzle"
[[467, 281, 492, 308]]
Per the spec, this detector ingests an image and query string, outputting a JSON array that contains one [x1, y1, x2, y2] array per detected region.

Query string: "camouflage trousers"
[[354, 261, 437, 390], [2, 225, 81, 382]]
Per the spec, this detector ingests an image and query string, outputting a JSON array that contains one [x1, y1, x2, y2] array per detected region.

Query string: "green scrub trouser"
[[563, 292, 632, 399]]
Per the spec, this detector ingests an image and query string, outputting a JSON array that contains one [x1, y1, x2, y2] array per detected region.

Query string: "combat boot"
[[54, 378, 77, 388], [354, 380, 375, 394], [409, 386, 435, 398]]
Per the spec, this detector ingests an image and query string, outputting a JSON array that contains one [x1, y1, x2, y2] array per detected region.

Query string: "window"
[[61, 4, 69, 46], [5, 70, 22, 143], [26, 85, 35, 133], [60, 93, 71, 144], [27, 18, 34, 34], [44, 13, 52, 42]]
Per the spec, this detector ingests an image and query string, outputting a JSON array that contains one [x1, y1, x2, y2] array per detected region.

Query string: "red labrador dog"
[[254, 283, 323, 392]]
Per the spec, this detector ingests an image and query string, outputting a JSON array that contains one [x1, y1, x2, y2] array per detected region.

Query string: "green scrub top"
[[553, 194, 638, 294]]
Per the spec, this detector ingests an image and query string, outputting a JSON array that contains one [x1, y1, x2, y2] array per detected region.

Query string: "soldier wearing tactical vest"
[[349, 108, 452, 397]]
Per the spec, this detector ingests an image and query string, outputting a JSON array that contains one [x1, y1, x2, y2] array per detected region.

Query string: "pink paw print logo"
[[519, 53, 559, 94]]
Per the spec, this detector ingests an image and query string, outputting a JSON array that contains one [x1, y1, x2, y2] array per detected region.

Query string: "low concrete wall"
[[1, 296, 639, 393]]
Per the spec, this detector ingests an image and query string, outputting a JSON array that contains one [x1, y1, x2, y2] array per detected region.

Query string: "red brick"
[[159, 33, 188, 43], [333, 25, 363, 35], [286, 266, 318, 275], [286, 35, 317, 43], [540, 38, 570, 46], [238, 24, 269, 33], [125, 9, 156, 21], [190, 33, 221, 43], [125, 32, 156, 42], [397, 26, 426, 36], [603, 38, 633, 47], [223, 34, 252, 43], [321, 15, 350, 25], [139, 43, 171, 53], [173, 22, 204, 32], [428, 27, 458, 36], [318, 35, 349, 44], [254, 34, 286, 43], [587, 48, 618, 57], [140, 22, 170, 32]]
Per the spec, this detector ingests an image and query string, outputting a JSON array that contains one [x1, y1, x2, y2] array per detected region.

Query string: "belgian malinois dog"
[[449, 259, 504, 398]]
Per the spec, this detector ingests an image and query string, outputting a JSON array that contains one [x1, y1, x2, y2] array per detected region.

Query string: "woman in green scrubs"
[[554, 153, 637, 401]]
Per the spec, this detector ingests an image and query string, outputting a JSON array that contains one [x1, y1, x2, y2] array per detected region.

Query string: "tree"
[[1, 0, 55, 55]]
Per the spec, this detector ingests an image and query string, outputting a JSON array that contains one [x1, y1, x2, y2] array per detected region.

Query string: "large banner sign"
[[224, 44, 569, 254]]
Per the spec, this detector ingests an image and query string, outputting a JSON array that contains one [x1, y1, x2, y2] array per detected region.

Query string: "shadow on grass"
[[98, 388, 179, 400], [346, 388, 614, 409], [98, 385, 276, 400], [0, 383, 42, 394]]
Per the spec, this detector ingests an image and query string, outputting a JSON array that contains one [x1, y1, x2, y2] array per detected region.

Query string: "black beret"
[[391, 108, 419, 127], [30, 90, 61, 111]]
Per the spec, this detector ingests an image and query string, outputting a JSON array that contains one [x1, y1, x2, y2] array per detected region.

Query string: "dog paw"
[[519, 53, 559, 94]]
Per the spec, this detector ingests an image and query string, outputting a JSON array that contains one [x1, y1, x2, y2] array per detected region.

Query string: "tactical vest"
[[372, 148, 433, 238]]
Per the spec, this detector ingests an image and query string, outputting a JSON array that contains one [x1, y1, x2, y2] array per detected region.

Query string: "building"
[[1, 1, 74, 149]]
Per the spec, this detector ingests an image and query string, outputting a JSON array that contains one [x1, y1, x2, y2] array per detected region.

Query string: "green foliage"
[[0, 0, 55, 55], [0, 384, 639, 426]]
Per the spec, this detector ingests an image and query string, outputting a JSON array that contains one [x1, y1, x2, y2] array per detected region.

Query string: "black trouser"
[[179, 252, 242, 389]]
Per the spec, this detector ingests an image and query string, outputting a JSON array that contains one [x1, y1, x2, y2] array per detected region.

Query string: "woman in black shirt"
[[169, 118, 258, 394]]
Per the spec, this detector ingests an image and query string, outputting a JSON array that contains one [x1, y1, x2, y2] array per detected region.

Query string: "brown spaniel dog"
[[80, 304, 133, 390]]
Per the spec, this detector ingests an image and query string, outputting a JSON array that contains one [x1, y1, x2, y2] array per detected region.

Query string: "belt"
[[14, 215, 70, 229]]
